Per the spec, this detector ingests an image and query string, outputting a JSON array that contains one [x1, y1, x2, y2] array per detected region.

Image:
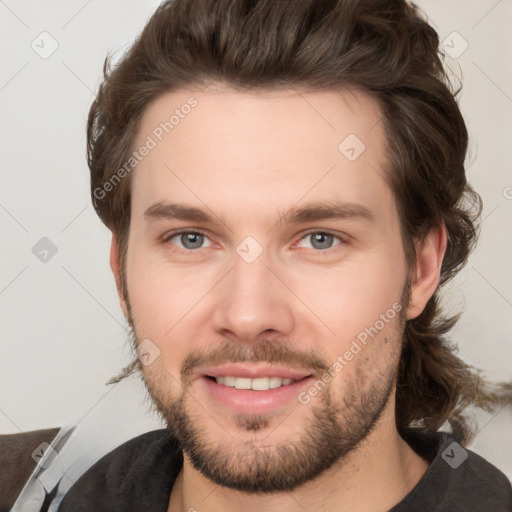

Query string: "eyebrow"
[[143, 200, 375, 227]]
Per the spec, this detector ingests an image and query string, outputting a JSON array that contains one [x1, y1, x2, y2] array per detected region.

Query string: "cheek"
[[288, 253, 405, 339], [289, 260, 406, 387], [127, 243, 204, 321], [321, 307, 404, 401], [125, 245, 220, 377]]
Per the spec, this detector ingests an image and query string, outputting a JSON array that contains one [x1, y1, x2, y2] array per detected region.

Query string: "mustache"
[[181, 339, 329, 385]]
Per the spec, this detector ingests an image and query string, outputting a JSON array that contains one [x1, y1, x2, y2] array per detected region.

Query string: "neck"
[[168, 411, 429, 512]]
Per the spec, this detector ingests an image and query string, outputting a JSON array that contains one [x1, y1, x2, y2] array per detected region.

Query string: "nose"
[[211, 249, 295, 343]]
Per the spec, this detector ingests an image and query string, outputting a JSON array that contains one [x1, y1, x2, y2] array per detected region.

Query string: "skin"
[[109, 84, 447, 512]]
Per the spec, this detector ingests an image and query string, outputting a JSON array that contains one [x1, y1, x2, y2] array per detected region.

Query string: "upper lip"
[[199, 363, 313, 380]]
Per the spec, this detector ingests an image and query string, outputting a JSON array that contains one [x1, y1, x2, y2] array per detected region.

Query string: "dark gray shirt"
[[58, 428, 512, 511]]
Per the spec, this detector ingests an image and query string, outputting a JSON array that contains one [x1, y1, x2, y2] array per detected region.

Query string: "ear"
[[110, 233, 129, 321], [406, 225, 447, 320]]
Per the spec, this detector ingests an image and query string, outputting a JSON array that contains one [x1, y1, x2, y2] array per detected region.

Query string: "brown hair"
[[89, 0, 510, 444]]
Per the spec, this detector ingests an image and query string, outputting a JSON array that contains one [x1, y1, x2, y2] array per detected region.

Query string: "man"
[[59, 0, 512, 510]]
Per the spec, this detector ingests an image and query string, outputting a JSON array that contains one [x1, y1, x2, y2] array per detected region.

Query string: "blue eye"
[[297, 231, 342, 250], [164, 230, 343, 252], [166, 231, 212, 250]]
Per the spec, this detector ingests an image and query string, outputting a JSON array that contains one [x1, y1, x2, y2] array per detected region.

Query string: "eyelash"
[[162, 229, 347, 252]]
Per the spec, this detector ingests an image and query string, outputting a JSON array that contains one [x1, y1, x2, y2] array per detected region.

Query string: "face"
[[118, 85, 411, 492]]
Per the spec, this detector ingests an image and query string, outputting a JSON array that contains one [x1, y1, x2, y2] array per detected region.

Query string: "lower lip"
[[200, 376, 315, 415]]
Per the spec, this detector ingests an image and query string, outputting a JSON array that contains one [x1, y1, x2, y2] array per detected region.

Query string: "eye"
[[296, 231, 343, 250], [164, 230, 212, 250], [163, 230, 344, 252]]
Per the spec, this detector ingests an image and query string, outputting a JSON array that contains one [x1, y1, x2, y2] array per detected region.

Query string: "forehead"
[[130, 85, 392, 224]]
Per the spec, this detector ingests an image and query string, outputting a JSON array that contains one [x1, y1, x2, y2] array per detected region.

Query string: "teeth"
[[251, 377, 269, 390], [223, 376, 235, 387], [269, 377, 283, 388], [213, 376, 298, 390], [235, 377, 252, 390]]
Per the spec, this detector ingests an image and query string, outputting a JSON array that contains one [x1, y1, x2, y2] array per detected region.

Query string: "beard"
[[137, 333, 401, 493], [120, 262, 410, 494]]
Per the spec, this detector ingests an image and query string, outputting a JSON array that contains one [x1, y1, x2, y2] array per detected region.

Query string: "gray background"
[[1, 0, 511, 479]]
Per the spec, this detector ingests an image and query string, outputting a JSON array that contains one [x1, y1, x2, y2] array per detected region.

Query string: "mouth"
[[197, 365, 316, 415], [205, 375, 306, 390]]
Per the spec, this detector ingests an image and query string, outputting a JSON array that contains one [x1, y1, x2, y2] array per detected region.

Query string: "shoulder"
[[58, 429, 183, 512], [452, 444, 512, 509], [394, 428, 512, 512]]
